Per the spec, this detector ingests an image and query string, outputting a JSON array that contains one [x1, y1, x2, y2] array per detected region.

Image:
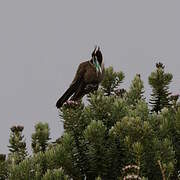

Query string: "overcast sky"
[[0, 0, 180, 154]]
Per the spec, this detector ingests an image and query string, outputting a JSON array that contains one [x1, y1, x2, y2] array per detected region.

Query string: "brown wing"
[[70, 62, 86, 87], [56, 62, 86, 108]]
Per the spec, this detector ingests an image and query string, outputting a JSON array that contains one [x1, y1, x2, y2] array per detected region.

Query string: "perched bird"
[[56, 46, 104, 108]]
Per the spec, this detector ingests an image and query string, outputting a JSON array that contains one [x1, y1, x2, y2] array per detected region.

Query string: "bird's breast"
[[84, 65, 103, 84]]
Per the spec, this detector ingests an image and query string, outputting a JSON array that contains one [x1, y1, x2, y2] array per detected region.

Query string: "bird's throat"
[[92, 57, 102, 74]]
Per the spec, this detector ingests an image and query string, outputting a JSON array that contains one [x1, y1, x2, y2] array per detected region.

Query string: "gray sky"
[[0, 0, 180, 154]]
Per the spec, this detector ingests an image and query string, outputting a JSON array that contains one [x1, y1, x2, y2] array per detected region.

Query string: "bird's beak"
[[92, 45, 97, 56]]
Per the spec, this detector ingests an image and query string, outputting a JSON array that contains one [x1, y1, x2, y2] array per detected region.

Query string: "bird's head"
[[91, 46, 103, 65], [91, 46, 97, 58], [95, 46, 103, 64]]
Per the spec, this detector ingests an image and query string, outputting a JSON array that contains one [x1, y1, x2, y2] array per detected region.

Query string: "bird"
[[56, 46, 105, 108]]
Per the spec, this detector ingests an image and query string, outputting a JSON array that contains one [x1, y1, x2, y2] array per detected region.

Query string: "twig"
[[157, 160, 166, 180]]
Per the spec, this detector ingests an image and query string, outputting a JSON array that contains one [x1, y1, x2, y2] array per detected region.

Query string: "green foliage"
[[8, 141, 74, 180], [0, 154, 7, 180], [8, 125, 28, 164], [88, 90, 128, 130], [2, 64, 180, 179], [149, 62, 173, 113], [101, 66, 125, 95], [32, 122, 50, 153], [42, 168, 69, 180], [83, 120, 107, 177], [8, 157, 41, 180], [126, 74, 145, 106], [173, 107, 180, 178], [95, 176, 102, 180]]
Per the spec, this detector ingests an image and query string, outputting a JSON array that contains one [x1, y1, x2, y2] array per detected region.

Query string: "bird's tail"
[[56, 81, 80, 108]]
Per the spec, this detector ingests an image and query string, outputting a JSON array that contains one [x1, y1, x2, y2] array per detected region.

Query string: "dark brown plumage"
[[56, 47, 104, 108]]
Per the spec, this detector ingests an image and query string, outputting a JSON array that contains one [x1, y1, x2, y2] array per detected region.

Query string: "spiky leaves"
[[8, 125, 28, 164], [0, 154, 7, 180], [42, 168, 69, 180], [126, 74, 145, 106], [101, 66, 125, 96], [31, 122, 50, 153], [149, 62, 173, 113]]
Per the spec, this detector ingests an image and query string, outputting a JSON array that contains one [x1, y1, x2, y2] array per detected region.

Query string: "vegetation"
[[149, 62, 173, 113], [0, 63, 180, 180]]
